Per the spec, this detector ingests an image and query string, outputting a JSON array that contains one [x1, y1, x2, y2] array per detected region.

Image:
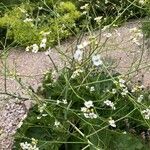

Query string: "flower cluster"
[[71, 68, 84, 79], [56, 99, 68, 105], [137, 95, 144, 103], [20, 138, 39, 150], [40, 32, 50, 49], [104, 100, 116, 110], [26, 44, 39, 53], [37, 103, 48, 119], [25, 31, 50, 52], [81, 101, 97, 119], [141, 108, 150, 120], [114, 77, 129, 96], [109, 118, 116, 128]]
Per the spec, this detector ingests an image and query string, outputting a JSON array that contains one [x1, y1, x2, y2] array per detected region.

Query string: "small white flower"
[[109, 118, 116, 128], [81, 107, 87, 113], [20, 142, 31, 150], [40, 38, 47, 49], [121, 87, 128, 96], [32, 44, 39, 53], [90, 86, 95, 92], [119, 78, 125, 84], [112, 89, 117, 94], [139, 0, 145, 5], [56, 100, 60, 105], [94, 16, 103, 22], [88, 112, 97, 119], [104, 100, 116, 110], [74, 49, 83, 61], [84, 100, 93, 108], [41, 38, 47, 43], [38, 7, 43, 10], [81, 101, 97, 119], [71, 69, 83, 79], [80, 4, 89, 10], [25, 46, 30, 51], [63, 99, 68, 104], [42, 114, 48, 117], [54, 120, 60, 127], [40, 42, 46, 49], [82, 11, 87, 15], [38, 103, 46, 113], [137, 95, 144, 103], [37, 116, 41, 119], [23, 18, 33, 23], [141, 108, 150, 119], [92, 54, 103, 66], [123, 131, 127, 134]]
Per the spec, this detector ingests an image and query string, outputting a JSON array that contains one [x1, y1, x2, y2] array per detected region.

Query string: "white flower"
[[119, 78, 125, 84], [104, 100, 116, 110], [20, 142, 31, 150], [121, 87, 128, 96], [139, 0, 145, 5], [41, 38, 47, 43], [37, 116, 41, 120], [54, 120, 60, 127], [38, 7, 43, 10], [90, 86, 95, 92], [85, 112, 97, 119], [40, 42, 46, 49], [23, 18, 33, 23], [81, 107, 87, 113], [25, 46, 30, 51], [63, 99, 68, 104], [20, 141, 39, 150], [42, 114, 48, 117], [40, 38, 47, 49], [71, 69, 83, 79], [94, 16, 102, 22], [84, 100, 93, 108], [82, 11, 87, 15], [141, 108, 150, 119], [56, 100, 60, 105], [137, 95, 144, 103], [32, 44, 39, 53], [112, 89, 117, 94], [92, 54, 103, 66], [80, 4, 89, 10], [38, 103, 46, 113], [74, 49, 83, 61], [81, 101, 97, 119], [109, 118, 116, 127], [105, 0, 108, 4]]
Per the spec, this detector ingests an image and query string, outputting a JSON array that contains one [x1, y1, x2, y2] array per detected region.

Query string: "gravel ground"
[[0, 20, 150, 149]]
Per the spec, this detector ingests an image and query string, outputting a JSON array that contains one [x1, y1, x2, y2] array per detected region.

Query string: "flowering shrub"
[[13, 38, 150, 149]]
